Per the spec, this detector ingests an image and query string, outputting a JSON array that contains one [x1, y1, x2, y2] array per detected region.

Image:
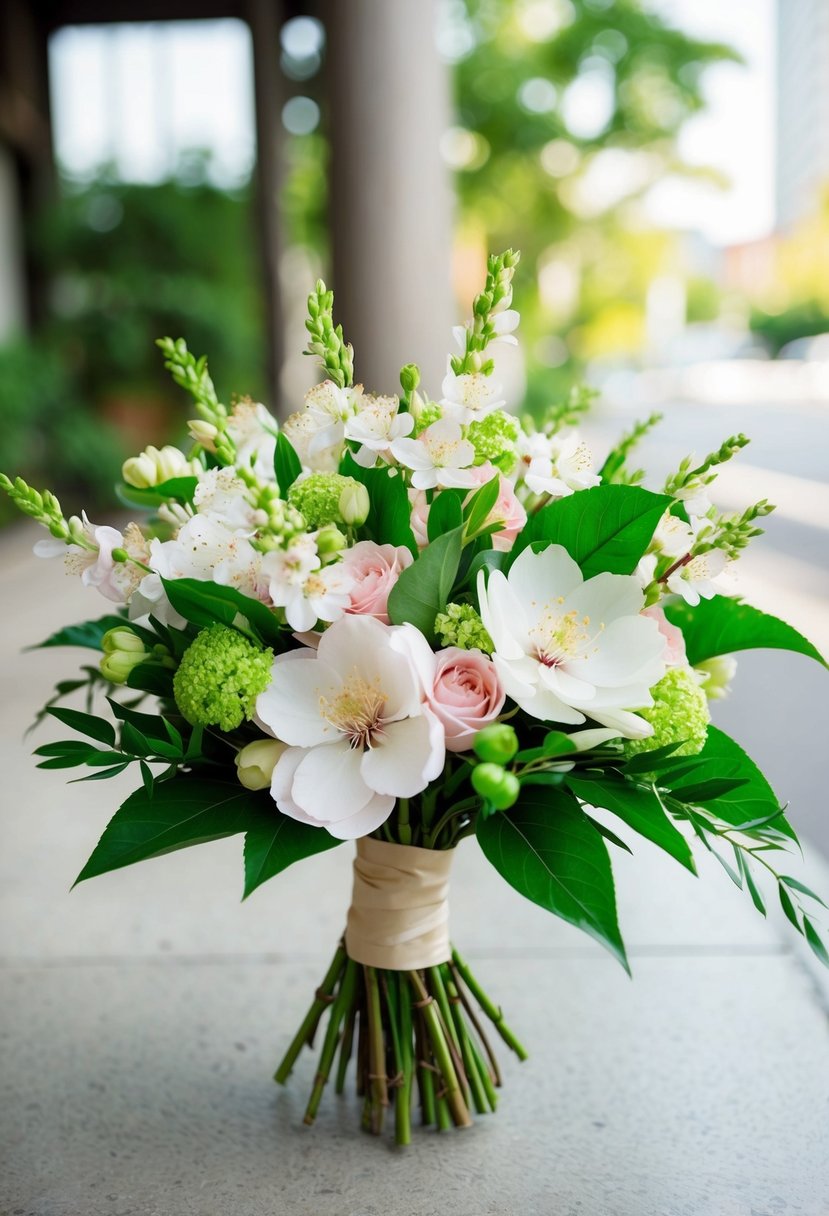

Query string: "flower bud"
[[316, 525, 347, 560], [123, 444, 196, 488], [471, 762, 520, 810], [338, 482, 370, 527], [473, 723, 519, 765], [100, 627, 148, 684], [695, 654, 737, 701], [400, 363, 421, 395], [187, 419, 219, 449], [235, 738, 287, 791], [122, 452, 157, 489]]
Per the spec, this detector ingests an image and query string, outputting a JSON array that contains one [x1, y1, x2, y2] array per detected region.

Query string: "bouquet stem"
[[275, 939, 527, 1144]]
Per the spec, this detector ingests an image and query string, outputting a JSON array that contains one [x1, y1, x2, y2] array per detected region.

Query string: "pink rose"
[[427, 647, 505, 753], [464, 463, 527, 552], [408, 489, 430, 549], [342, 540, 413, 624], [642, 606, 687, 668]]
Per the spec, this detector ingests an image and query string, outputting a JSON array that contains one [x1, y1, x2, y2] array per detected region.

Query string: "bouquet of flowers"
[[3, 250, 826, 1146]]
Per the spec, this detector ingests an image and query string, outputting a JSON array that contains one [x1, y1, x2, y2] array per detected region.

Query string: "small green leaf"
[[387, 526, 464, 641], [243, 813, 342, 898], [664, 596, 826, 669], [274, 432, 302, 497], [542, 731, 578, 757], [779, 876, 828, 908], [737, 853, 766, 916], [140, 760, 155, 799], [116, 475, 199, 510], [476, 786, 629, 971], [803, 919, 829, 968], [341, 455, 418, 554], [778, 884, 801, 932], [511, 484, 672, 577], [161, 577, 283, 647], [463, 474, 500, 536], [46, 707, 115, 746], [622, 741, 691, 774], [666, 777, 749, 804], [585, 817, 633, 854], [28, 615, 127, 652]]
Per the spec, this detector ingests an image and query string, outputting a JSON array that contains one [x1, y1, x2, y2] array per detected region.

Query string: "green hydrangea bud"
[[288, 472, 362, 529], [466, 410, 520, 474], [473, 723, 519, 764], [471, 763, 520, 810], [338, 481, 370, 527], [434, 603, 493, 654], [173, 624, 273, 732], [624, 667, 710, 760], [99, 627, 149, 685]]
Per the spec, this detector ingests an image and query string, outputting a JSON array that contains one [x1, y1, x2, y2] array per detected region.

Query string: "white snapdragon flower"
[[35, 515, 148, 604], [440, 369, 506, 424], [227, 400, 279, 483], [477, 545, 666, 738], [390, 419, 478, 490], [256, 615, 445, 839], [516, 431, 600, 499], [345, 395, 414, 467], [282, 380, 364, 473]]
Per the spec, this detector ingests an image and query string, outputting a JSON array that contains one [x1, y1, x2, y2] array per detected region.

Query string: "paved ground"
[[2, 401, 829, 1216]]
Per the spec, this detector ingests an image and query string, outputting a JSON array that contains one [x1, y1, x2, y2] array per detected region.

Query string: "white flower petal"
[[508, 544, 584, 614], [563, 571, 644, 629], [292, 740, 375, 821], [578, 616, 665, 687], [256, 654, 342, 747], [477, 570, 530, 660], [361, 713, 445, 798], [270, 746, 318, 825], [325, 793, 396, 840]]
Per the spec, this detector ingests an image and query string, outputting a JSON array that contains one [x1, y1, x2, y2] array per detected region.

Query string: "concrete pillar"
[[325, 0, 455, 396]]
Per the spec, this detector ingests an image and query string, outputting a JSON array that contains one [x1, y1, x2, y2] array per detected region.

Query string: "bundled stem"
[[274, 942, 526, 1144]]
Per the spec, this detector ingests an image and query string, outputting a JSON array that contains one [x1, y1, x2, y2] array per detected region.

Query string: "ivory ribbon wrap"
[[344, 837, 454, 970]]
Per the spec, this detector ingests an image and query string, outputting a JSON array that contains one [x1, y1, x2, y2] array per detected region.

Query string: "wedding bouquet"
[[4, 250, 826, 1145]]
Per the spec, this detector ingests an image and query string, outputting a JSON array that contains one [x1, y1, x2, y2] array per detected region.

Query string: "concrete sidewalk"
[[2, 525, 828, 1216]]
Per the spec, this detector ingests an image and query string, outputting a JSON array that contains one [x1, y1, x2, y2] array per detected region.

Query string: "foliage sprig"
[[304, 281, 354, 388], [450, 249, 520, 376]]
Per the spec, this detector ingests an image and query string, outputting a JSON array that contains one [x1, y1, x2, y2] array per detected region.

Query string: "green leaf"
[[778, 885, 801, 932], [161, 578, 283, 647], [125, 662, 174, 699], [622, 741, 692, 774], [463, 474, 500, 536], [664, 596, 826, 669], [28, 615, 127, 652], [584, 817, 633, 854], [666, 777, 749, 804], [341, 455, 418, 555], [46, 707, 115, 747], [566, 774, 696, 874], [511, 484, 671, 578], [803, 918, 829, 968], [387, 525, 464, 642], [75, 778, 274, 884], [667, 727, 796, 841], [116, 476, 199, 510], [779, 876, 827, 908], [243, 813, 342, 898], [737, 853, 766, 916], [140, 760, 154, 799], [428, 489, 464, 542], [476, 786, 629, 971], [274, 432, 302, 497]]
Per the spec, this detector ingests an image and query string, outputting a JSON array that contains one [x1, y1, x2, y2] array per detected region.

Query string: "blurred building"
[[776, 0, 829, 230]]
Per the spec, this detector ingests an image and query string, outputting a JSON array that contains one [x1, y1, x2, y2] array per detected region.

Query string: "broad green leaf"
[[667, 727, 796, 840], [46, 707, 115, 747], [465, 547, 509, 591], [664, 596, 826, 669], [243, 813, 342, 898], [161, 577, 283, 647], [476, 786, 629, 971], [511, 484, 671, 578], [274, 432, 302, 497], [387, 525, 464, 641], [341, 455, 418, 554], [566, 773, 696, 873], [28, 615, 127, 652], [428, 489, 464, 542], [75, 777, 273, 884], [116, 476, 199, 510], [125, 662, 175, 699]]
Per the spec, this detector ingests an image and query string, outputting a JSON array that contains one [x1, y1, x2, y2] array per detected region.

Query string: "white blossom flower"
[[651, 511, 694, 559], [227, 400, 279, 482], [139, 514, 262, 619], [666, 550, 728, 606], [440, 369, 506, 424], [35, 514, 148, 604], [516, 431, 599, 498], [193, 467, 264, 532], [390, 419, 478, 490], [272, 560, 355, 632], [256, 615, 445, 838], [345, 395, 414, 466], [477, 545, 666, 738], [282, 380, 363, 473]]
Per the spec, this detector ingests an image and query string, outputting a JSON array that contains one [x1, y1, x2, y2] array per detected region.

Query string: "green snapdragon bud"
[[100, 627, 149, 684], [400, 363, 421, 395], [473, 723, 519, 765], [338, 481, 370, 527], [471, 762, 520, 810]]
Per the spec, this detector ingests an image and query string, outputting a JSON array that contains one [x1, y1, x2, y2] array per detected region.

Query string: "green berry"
[[473, 723, 519, 765], [471, 763, 520, 810]]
